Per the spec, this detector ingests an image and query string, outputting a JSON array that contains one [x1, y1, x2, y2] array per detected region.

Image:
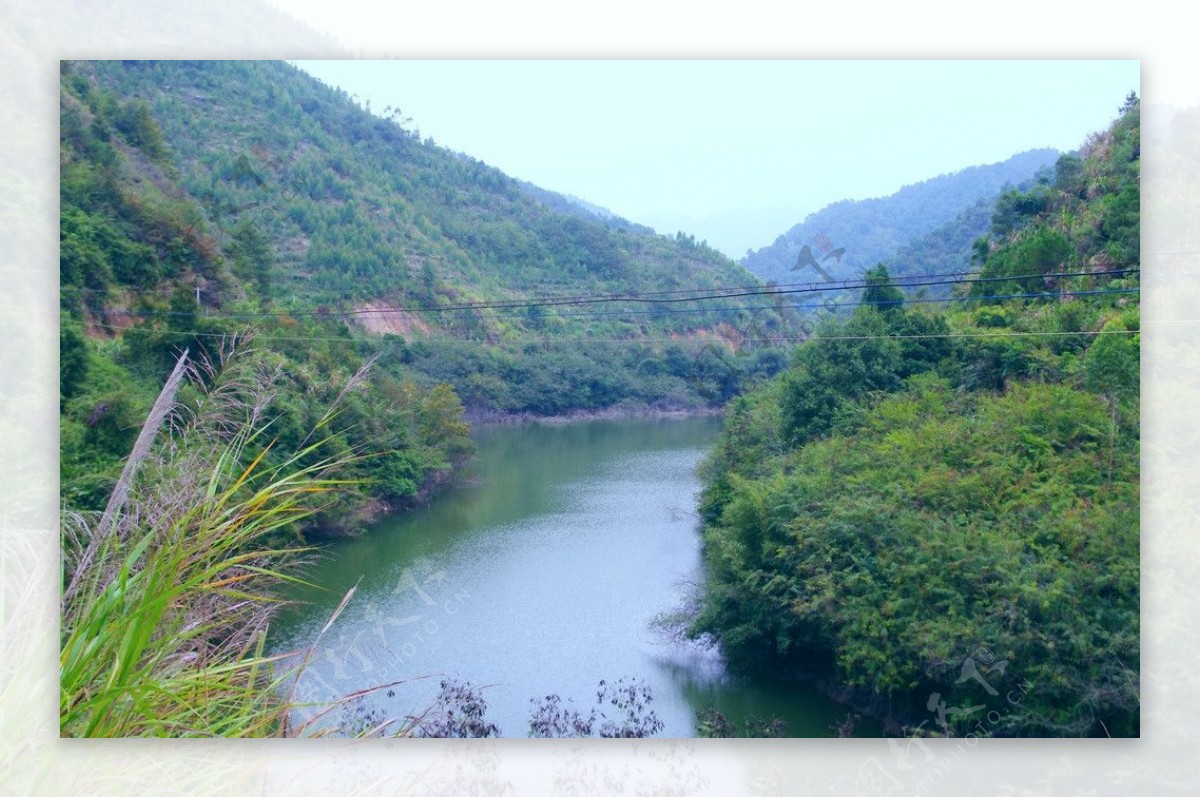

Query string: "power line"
[[86, 321, 1140, 348], [77, 265, 1002, 299], [790, 329, 1139, 343], [76, 268, 1140, 320], [87, 285, 1141, 322]]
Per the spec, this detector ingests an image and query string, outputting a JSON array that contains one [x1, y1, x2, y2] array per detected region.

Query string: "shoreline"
[[465, 404, 726, 428]]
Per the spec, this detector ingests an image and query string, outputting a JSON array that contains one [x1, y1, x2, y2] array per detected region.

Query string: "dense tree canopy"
[[692, 99, 1140, 737]]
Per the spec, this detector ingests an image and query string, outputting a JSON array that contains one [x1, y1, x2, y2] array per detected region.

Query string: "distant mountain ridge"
[[741, 148, 1060, 285]]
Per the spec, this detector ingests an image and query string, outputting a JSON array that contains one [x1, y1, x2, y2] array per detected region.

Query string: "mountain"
[[884, 193, 995, 289], [59, 59, 796, 528], [64, 60, 794, 408], [741, 148, 1060, 286]]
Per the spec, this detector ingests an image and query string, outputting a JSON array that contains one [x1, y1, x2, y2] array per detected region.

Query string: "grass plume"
[[60, 340, 363, 737]]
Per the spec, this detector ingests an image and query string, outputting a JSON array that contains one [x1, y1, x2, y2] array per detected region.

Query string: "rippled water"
[[270, 417, 862, 737]]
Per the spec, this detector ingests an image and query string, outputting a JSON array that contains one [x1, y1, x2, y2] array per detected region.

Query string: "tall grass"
[[60, 339, 364, 737]]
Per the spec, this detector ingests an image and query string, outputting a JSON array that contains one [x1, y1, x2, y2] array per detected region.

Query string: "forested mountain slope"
[[742, 148, 1059, 286], [73, 60, 764, 330], [59, 78, 472, 535], [65, 60, 792, 404], [884, 193, 997, 291], [59, 59, 794, 531], [691, 97, 1140, 737]]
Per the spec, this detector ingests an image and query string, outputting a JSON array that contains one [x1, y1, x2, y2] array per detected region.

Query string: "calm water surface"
[[271, 417, 865, 737]]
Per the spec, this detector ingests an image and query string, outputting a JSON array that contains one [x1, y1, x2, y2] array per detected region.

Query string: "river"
[[270, 416, 865, 737]]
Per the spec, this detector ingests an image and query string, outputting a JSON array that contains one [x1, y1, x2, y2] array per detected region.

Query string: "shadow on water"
[[651, 644, 884, 737]]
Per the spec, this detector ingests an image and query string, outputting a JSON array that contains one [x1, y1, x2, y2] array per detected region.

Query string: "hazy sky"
[[293, 59, 1139, 258]]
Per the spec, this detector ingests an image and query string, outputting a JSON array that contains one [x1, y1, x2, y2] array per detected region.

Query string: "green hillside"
[[59, 59, 793, 531], [72, 60, 772, 332], [689, 97, 1140, 737]]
